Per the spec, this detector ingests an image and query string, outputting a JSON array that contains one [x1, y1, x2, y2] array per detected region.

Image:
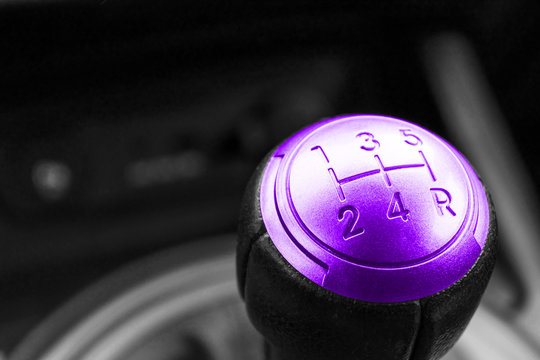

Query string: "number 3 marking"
[[338, 205, 364, 240], [357, 132, 380, 151]]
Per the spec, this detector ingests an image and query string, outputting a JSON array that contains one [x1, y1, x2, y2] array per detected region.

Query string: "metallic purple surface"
[[260, 115, 490, 302]]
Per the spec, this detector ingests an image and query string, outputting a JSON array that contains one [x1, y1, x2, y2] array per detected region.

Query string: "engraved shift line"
[[374, 155, 392, 187], [384, 163, 424, 171], [312, 146, 346, 201], [340, 163, 425, 186], [339, 169, 381, 185], [311, 146, 329, 163], [328, 168, 346, 201], [419, 150, 437, 182]]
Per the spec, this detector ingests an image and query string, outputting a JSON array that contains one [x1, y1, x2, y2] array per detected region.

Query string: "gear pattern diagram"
[[310, 130, 455, 234], [284, 122, 465, 269], [260, 115, 488, 301]]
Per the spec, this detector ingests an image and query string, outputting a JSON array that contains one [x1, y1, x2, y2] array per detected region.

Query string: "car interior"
[[1, 1, 540, 359]]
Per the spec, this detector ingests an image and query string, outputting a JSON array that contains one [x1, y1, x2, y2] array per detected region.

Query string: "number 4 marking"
[[387, 192, 409, 221]]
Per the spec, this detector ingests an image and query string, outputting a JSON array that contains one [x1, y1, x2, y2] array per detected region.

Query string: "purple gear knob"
[[260, 115, 490, 302]]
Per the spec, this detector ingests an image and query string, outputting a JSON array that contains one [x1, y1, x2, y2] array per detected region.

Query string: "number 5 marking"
[[400, 129, 423, 146], [338, 205, 364, 240]]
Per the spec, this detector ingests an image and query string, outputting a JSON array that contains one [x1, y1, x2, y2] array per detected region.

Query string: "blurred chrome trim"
[[424, 32, 540, 346], [9, 236, 263, 360]]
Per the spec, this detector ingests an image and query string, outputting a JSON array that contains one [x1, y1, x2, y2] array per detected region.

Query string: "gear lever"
[[237, 115, 497, 360]]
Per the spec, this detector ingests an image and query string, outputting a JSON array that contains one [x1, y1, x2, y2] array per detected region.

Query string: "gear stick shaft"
[[237, 115, 497, 360]]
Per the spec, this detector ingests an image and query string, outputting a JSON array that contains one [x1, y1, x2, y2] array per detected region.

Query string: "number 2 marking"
[[338, 205, 364, 240]]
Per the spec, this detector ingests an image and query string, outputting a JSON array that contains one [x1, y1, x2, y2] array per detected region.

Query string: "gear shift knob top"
[[259, 115, 489, 302], [238, 115, 496, 360]]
